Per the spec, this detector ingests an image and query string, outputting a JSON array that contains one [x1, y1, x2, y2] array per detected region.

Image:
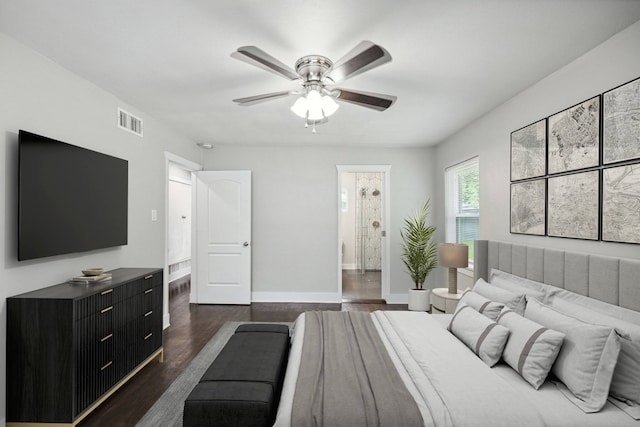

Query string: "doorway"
[[337, 165, 390, 303], [167, 161, 193, 296], [164, 152, 201, 329]]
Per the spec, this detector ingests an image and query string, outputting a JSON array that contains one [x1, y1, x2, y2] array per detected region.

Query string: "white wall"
[[434, 20, 640, 263], [203, 145, 435, 302], [0, 33, 200, 423]]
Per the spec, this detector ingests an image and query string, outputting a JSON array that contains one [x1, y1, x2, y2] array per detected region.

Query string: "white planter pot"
[[408, 288, 431, 311]]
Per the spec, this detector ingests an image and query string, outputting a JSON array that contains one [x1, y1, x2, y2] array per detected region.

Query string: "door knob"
[[243, 242, 249, 247]]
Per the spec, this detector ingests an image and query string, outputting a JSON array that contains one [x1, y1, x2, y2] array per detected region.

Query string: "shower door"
[[355, 173, 383, 275]]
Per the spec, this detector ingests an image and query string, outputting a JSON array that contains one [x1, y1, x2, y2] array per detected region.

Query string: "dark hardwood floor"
[[79, 283, 407, 426], [342, 269, 383, 302]]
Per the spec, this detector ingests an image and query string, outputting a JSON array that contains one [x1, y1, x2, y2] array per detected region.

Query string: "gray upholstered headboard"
[[473, 240, 640, 312]]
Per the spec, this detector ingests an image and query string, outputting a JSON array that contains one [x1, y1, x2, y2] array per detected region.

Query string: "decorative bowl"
[[82, 268, 104, 276]]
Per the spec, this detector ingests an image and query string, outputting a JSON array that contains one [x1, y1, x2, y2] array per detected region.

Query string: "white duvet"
[[274, 311, 638, 427]]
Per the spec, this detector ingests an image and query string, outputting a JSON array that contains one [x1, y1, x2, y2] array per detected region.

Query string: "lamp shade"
[[438, 243, 469, 268]]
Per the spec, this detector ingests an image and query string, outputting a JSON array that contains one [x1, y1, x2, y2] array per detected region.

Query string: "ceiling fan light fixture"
[[290, 96, 308, 118], [321, 95, 339, 117], [306, 89, 324, 121], [307, 106, 324, 121], [290, 88, 339, 123]]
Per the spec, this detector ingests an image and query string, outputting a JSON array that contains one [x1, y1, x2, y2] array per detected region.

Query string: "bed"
[[273, 240, 640, 426]]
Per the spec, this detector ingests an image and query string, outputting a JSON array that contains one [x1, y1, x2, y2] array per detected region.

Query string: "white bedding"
[[274, 311, 639, 427]]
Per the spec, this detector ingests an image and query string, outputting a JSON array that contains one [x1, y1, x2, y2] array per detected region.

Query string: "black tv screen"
[[18, 130, 128, 261]]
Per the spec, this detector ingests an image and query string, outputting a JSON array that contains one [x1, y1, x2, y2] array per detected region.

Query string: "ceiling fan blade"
[[233, 91, 293, 106], [327, 41, 392, 83], [335, 89, 397, 111], [231, 46, 299, 81]]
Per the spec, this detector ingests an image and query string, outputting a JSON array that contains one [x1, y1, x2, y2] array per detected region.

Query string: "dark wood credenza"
[[6, 268, 164, 427]]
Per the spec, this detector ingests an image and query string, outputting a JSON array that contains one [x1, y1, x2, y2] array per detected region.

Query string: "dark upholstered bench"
[[183, 324, 290, 427]]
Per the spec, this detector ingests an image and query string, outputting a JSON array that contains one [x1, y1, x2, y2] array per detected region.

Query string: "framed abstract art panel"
[[602, 163, 640, 244], [547, 170, 599, 240], [548, 96, 600, 175], [511, 119, 546, 181], [603, 77, 640, 165], [510, 179, 546, 236]]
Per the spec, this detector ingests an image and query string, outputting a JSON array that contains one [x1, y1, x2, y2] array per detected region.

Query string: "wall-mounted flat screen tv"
[[18, 130, 128, 261]]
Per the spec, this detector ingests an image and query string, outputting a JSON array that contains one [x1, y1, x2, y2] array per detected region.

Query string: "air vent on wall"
[[117, 107, 143, 137]]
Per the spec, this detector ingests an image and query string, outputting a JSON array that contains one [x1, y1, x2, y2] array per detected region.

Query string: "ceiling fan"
[[231, 41, 397, 132]]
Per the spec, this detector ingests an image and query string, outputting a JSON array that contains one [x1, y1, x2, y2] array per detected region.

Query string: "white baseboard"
[[385, 293, 409, 304], [168, 268, 190, 284], [163, 313, 171, 330], [342, 264, 356, 270], [252, 292, 411, 305], [251, 291, 342, 303]]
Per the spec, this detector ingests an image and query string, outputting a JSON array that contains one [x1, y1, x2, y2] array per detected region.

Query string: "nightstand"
[[431, 288, 463, 314]]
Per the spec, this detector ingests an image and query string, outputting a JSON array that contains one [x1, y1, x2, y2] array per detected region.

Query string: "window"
[[445, 157, 479, 265]]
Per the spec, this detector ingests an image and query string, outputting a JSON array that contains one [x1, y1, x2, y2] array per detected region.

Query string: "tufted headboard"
[[473, 240, 640, 312]]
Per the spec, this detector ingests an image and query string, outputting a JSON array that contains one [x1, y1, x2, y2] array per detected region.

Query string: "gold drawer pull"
[[100, 361, 113, 371], [100, 289, 113, 295], [144, 332, 153, 340], [145, 310, 153, 317], [144, 275, 153, 280], [100, 306, 113, 314], [101, 333, 113, 342], [144, 288, 153, 294]]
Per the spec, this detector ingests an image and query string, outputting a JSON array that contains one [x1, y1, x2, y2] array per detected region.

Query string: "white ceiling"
[[1, 1, 640, 148]]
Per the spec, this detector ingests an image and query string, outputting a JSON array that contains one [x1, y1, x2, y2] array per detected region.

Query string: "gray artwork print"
[[548, 97, 599, 174], [511, 180, 545, 235], [603, 78, 640, 164], [603, 164, 640, 243], [548, 171, 599, 240], [511, 120, 546, 181]]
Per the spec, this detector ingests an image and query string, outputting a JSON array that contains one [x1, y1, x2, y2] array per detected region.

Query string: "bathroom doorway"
[[337, 166, 390, 303]]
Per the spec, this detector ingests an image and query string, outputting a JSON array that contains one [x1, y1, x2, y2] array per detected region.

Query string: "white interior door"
[[194, 170, 251, 304]]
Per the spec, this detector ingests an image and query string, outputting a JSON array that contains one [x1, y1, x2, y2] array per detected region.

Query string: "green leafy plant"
[[400, 200, 438, 289]]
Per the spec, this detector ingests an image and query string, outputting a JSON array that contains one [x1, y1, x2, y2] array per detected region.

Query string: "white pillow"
[[497, 308, 565, 389], [525, 299, 620, 413], [490, 269, 550, 303], [459, 289, 505, 321], [551, 296, 640, 407], [448, 303, 510, 367], [473, 278, 526, 315]]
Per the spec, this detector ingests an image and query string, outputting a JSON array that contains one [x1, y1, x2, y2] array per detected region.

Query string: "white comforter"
[[275, 311, 638, 427]]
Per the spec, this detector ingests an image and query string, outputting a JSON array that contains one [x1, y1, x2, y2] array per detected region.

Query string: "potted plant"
[[400, 200, 438, 311]]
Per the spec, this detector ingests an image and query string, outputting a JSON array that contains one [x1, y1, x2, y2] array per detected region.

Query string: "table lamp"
[[438, 243, 469, 294]]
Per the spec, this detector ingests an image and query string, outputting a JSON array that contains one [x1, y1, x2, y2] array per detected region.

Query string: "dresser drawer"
[[75, 286, 126, 320]]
